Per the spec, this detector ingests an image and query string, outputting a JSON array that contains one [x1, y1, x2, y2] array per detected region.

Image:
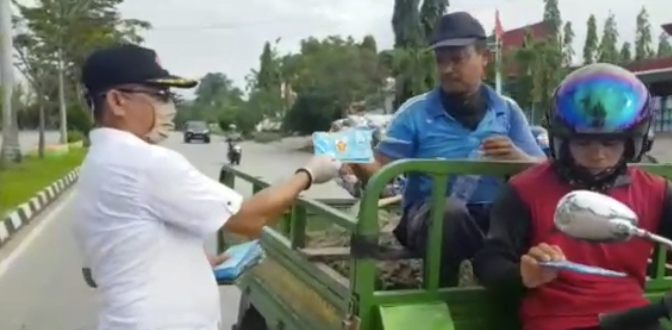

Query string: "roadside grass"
[[0, 148, 87, 216], [252, 131, 283, 143]]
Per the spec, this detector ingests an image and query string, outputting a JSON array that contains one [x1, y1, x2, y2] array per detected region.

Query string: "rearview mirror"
[[554, 190, 638, 242], [554, 190, 672, 249]]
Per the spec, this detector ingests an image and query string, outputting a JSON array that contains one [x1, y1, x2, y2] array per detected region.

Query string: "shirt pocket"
[[417, 127, 466, 157]]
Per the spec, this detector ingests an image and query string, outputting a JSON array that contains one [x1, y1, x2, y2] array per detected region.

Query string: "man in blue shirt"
[[351, 12, 545, 286]]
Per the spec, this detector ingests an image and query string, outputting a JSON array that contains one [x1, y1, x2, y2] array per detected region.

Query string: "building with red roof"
[[497, 21, 672, 131], [490, 21, 550, 75], [624, 23, 672, 94], [499, 21, 550, 52], [626, 23, 672, 132], [497, 21, 672, 88]]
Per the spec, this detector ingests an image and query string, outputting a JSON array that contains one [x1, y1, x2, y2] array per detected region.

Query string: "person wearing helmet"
[[473, 63, 671, 330], [226, 124, 239, 146]]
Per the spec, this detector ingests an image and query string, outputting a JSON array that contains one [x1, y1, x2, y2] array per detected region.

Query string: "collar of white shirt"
[[89, 127, 146, 145]]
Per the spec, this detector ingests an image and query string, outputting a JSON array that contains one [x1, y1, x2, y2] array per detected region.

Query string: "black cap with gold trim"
[[81, 44, 197, 94]]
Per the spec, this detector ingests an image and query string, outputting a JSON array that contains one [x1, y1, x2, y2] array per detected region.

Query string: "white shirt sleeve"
[[143, 149, 243, 238]]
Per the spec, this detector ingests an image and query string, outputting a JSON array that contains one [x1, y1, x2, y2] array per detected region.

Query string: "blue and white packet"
[[539, 260, 626, 278], [213, 240, 264, 284], [313, 128, 374, 163]]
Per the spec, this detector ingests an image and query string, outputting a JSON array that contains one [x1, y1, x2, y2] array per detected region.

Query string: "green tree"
[[283, 89, 341, 135], [191, 72, 245, 124], [360, 35, 378, 53], [391, 0, 439, 108], [280, 36, 384, 133], [635, 7, 654, 61], [561, 21, 575, 66], [13, 0, 150, 133], [531, 41, 562, 119], [392, 0, 423, 48], [597, 12, 619, 64], [583, 14, 599, 64], [509, 31, 537, 113], [619, 42, 633, 64], [13, 33, 57, 159], [419, 0, 448, 42], [657, 32, 672, 58], [391, 48, 437, 109], [542, 0, 562, 41], [173, 97, 195, 129], [256, 42, 280, 90], [252, 41, 284, 118], [536, 0, 564, 115]]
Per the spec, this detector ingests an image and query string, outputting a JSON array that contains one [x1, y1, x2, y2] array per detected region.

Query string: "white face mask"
[[145, 101, 177, 144]]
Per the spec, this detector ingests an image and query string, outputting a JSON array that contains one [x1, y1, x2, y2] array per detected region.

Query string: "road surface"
[[0, 130, 60, 153], [0, 133, 348, 330]]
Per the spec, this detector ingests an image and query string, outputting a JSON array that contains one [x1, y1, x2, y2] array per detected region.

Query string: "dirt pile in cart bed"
[[305, 204, 478, 290]]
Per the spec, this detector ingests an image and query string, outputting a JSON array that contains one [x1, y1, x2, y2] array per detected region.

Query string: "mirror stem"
[[642, 232, 672, 251]]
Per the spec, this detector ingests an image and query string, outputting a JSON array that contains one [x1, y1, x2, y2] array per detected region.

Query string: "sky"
[[12, 0, 672, 94], [118, 0, 671, 92]]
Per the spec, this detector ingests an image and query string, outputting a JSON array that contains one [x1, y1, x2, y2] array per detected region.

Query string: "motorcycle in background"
[[228, 143, 242, 165]]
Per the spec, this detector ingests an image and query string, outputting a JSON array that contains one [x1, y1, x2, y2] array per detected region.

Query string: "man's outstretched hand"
[[299, 155, 342, 185]]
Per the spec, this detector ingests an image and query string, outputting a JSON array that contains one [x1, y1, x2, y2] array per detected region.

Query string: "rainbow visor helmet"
[[545, 63, 653, 161]]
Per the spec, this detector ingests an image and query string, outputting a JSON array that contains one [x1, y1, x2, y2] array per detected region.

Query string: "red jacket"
[[510, 162, 667, 330]]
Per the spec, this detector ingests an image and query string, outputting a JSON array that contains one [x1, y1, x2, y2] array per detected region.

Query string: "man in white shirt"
[[73, 44, 341, 330]]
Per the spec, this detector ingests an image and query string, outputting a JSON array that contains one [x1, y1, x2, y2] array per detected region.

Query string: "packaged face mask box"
[[213, 240, 264, 284], [312, 128, 374, 163]]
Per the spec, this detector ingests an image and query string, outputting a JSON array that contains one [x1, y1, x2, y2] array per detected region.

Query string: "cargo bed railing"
[[217, 165, 358, 328], [356, 159, 672, 330], [217, 161, 672, 330], [217, 166, 357, 252]]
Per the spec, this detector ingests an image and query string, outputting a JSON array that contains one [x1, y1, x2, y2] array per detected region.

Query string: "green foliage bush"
[[67, 130, 85, 143], [282, 90, 342, 135], [67, 104, 93, 136], [217, 106, 263, 136]]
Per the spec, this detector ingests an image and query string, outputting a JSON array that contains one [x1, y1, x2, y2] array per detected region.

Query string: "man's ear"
[[106, 90, 126, 116]]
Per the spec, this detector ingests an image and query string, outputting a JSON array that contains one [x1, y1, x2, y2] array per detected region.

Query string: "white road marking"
[[0, 192, 75, 278]]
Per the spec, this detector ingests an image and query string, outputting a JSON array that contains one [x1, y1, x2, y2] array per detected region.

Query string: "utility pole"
[[57, 3, 68, 144], [493, 10, 504, 95], [0, 0, 22, 164], [58, 48, 67, 144], [0, 0, 11, 129]]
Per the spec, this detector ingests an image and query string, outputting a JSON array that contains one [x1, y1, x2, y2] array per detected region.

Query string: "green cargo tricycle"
[[217, 160, 672, 330]]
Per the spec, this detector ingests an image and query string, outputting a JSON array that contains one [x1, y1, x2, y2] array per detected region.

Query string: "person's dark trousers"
[[393, 198, 490, 287]]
